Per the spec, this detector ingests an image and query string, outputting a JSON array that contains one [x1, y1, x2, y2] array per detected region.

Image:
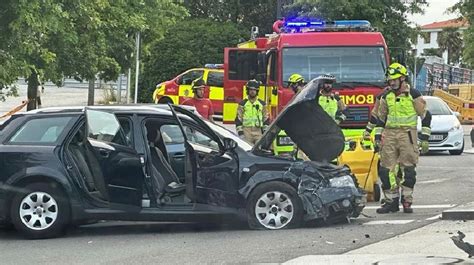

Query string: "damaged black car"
[[0, 77, 364, 238]]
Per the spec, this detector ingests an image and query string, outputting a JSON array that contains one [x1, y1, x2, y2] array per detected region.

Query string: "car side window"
[[160, 123, 218, 150], [177, 70, 204, 85], [184, 125, 219, 150], [86, 110, 127, 146], [160, 124, 185, 144], [9, 116, 73, 144], [207, 71, 224, 87], [118, 117, 133, 147]]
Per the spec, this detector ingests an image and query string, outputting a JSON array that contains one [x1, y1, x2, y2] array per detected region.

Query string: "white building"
[[413, 18, 469, 64]]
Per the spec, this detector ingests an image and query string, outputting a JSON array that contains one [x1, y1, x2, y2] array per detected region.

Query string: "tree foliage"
[[437, 27, 464, 65], [284, 0, 427, 53], [0, 0, 186, 107], [182, 0, 279, 34], [139, 18, 246, 102], [450, 0, 473, 67]]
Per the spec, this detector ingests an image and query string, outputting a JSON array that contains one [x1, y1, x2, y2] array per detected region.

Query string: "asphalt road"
[[1, 134, 472, 264]]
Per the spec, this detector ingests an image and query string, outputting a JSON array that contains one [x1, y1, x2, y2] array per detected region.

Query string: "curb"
[[442, 202, 474, 220]]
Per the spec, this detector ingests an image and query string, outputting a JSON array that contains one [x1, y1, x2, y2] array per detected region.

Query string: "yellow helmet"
[[288, 73, 305, 84], [386, 63, 407, 80]]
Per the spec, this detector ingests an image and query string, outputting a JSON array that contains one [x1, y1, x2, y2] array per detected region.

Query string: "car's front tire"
[[10, 183, 70, 239], [449, 142, 464, 155], [247, 181, 303, 230]]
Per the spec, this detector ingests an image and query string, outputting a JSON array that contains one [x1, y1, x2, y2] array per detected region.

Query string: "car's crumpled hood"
[[254, 77, 345, 162]]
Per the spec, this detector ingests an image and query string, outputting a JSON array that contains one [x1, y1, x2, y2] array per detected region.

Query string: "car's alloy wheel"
[[255, 191, 294, 229], [19, 192, 58, 231], [247, 181, 303, 230], [11, 183, 70, 239]]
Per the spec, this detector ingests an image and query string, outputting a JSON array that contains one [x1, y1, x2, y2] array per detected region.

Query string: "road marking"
[[364, 204, 455, 209], [417, 166, 473, 169], [426, 214, 442, 221], [417, 178, 449, 184], [363, 220, 414, 225]]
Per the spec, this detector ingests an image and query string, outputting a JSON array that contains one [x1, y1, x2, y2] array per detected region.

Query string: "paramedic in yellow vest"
[[235, 80, 270, 145], [374, 63, 431, 214], [318, 74, 347, 124]]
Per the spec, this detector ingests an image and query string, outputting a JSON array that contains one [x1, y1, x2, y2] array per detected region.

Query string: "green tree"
[[140, 18, 246, 102], [0, 0, 186, 109], [450, 0, 473, 67], [283, 0, 428, 54], [182, 0, 279, 34], [437, 27, 464, 64]]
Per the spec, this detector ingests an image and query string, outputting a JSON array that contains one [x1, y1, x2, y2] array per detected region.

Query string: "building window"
[[421, 32, 431, 44]]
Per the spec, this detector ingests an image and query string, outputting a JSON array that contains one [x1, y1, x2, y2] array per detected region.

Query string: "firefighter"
[[182, 77, 214, 121], [288, 73, 306, 94], [374, 63, 431, 214], [318, 74, 347, 124], [235, 79, 270, 145], [273, 74, 306, 156]]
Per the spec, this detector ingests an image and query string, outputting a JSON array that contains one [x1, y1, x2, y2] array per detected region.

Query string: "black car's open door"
[[85, 108, 144, 210], [168, 104, 240, 207]]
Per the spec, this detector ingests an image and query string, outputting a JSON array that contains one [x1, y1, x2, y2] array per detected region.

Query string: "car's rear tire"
[[449, 142, 464, 155], [247, 181, 303, 230], [10, 183, 70, 239]]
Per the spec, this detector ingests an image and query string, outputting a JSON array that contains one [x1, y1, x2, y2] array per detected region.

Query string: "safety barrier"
[[433, 89, 474, 123]]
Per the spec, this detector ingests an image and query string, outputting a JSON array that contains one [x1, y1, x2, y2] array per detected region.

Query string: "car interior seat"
[[69, 127, 109, 201], [146, 125, 186, 197]]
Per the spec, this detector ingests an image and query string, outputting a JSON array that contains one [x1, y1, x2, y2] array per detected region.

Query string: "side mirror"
[[453, 111, 461, 118], [223, 137, 238, 151]]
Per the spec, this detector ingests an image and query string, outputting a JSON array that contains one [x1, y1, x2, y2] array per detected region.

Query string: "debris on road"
[[450, 231, 474, 258]]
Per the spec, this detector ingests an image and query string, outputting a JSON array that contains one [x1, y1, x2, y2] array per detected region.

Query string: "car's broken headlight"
[[329, 175, 355, 188]]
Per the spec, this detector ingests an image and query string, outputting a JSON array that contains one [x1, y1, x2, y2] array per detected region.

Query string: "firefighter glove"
[[420, 140, 429, 154], [362, 130, 371, 141]]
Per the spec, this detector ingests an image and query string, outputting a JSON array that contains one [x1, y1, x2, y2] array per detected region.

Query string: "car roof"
[[17, 104, 198, 117]]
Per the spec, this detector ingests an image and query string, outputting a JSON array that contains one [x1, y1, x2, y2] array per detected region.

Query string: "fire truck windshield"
[[282, 46, 387, 86]]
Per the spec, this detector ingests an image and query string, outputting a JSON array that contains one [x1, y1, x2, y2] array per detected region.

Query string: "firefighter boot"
[[376, 198, 400, 214], [401, 196, 413, 213]]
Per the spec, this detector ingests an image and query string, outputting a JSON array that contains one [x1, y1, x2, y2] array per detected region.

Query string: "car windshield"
[[282, 46, 387, 86], [426, 97, 452, 115], [205, 121, 252, 151]]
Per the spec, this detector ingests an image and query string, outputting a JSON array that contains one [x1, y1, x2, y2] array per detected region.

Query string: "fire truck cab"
[[153, 64, 225, 118], [222, 20, 390, 127]]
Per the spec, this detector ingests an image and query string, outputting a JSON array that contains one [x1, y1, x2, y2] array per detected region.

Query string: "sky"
[[408, 0, 461, 26]]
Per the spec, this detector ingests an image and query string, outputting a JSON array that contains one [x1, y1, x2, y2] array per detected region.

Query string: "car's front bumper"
[[298, 177, 365, 221], [427, 128, 464, 151]]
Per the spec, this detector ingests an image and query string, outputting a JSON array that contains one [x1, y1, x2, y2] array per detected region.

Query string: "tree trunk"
[[26, 71, 39, 111], [88, 78, 95, 106]]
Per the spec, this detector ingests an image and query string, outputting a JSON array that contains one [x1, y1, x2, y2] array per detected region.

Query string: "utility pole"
[[134, 32, 140, 104], [127, 68, 131, 104]]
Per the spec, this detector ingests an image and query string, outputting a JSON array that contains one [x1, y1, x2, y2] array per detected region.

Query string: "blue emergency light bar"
[[204, 64, 224, 69], [283, 19, 372, 33]]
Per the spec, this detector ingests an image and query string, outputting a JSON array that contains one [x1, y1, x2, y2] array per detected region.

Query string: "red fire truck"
[[222, 19, 389, 127]]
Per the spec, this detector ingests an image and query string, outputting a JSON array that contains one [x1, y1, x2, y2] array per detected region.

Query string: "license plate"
[[429, 134, 444, 141]]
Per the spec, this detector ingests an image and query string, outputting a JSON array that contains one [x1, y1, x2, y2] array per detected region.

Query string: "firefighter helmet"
[[191, 77, 206, 92], [386, 63, 408, 80], [288, 73, 305, 85], [245, 79, 260, 94]]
